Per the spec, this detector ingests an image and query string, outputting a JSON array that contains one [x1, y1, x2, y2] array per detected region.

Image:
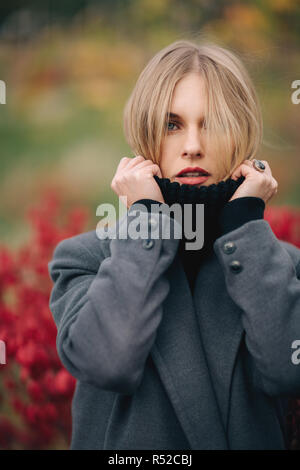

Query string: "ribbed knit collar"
[[153, 173, 245, 256], [152, 174, 245, 292]]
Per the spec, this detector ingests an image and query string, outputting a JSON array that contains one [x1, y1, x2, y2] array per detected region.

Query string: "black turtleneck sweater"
[[131, 195, 265, 294]]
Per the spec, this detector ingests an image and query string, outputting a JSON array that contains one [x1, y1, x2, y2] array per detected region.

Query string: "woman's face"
[[159, 72, 221, 187]]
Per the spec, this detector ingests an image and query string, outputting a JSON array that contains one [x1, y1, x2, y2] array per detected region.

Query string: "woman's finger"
[[242, 160, 253, 168], [130, 159, 155, 172], [134, 162, 163, 179], [125, 155, 146, 169], [231, 159, 272, 180], [150, 164, 163, 178], [249, 159, 272, 176], [230, 162, 255, 181], [259, 160, 272, 176], [116, 156, 132, 172]]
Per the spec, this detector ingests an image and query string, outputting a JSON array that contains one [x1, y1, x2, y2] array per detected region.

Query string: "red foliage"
[[265, 205, 300, 249], [0, 189, 90, 449], [264, 206, 300, 449], [0, 197, 299, 449]]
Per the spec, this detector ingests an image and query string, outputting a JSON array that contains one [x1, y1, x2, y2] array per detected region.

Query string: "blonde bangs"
[[123, 40, 263, 182], [123, 45, 194, 164]]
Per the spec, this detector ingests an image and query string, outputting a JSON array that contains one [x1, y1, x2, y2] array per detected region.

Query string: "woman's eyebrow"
[[167, 112, 181, 120], [166, 112, 205, 122]]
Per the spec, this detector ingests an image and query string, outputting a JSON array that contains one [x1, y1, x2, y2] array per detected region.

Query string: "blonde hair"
[[123, 39, 263, 182]]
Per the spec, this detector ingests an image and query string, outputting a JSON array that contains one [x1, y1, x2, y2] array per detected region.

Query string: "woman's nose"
[[182, 129, 205, 158]]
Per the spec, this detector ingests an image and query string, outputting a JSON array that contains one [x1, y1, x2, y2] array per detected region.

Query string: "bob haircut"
[[123, 39, 263, 182]]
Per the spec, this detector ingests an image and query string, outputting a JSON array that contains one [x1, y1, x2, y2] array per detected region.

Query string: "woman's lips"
[[175, 175, 209, 185]]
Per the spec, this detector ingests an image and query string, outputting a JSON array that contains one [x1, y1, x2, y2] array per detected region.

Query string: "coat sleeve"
[[213, 218, 300, 398], [48, 207, 181, 394]]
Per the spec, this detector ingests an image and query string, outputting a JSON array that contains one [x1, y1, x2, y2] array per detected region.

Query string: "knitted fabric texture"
[[153, 174, 246, 291], [153, 174, 245, 249]]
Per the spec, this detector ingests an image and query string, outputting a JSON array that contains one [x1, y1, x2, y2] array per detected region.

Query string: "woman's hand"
[[229, 159, 278, 203], [111, 155, 165, 208]]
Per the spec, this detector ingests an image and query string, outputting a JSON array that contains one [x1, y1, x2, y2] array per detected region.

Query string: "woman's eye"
[[167, 121, 179, 131], [166, 121, 207, 131]]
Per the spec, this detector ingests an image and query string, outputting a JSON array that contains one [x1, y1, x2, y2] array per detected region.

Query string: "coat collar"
[[100, 220, 244, 450]]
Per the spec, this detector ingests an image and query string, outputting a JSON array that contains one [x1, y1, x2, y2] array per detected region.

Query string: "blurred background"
[[0, 0, 299, 450], [0, 0, 300, 246]]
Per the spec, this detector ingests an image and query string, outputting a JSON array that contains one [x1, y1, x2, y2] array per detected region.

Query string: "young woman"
[[48, 40, 300, 450]]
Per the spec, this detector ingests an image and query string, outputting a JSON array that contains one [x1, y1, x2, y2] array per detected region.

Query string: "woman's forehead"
[[169, 74, 207, 117]]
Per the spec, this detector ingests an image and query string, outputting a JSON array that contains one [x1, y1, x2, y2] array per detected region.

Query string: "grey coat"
[[48, 206, 300, 450]]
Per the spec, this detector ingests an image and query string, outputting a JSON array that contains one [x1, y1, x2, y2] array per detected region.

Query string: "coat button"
[[142, 239, 154, 249], [223, 241, 236, 254], [229, 260, 243, 273]]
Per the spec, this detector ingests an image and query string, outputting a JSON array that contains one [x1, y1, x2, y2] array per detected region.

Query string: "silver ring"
[[252, 159, 265, 172]]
